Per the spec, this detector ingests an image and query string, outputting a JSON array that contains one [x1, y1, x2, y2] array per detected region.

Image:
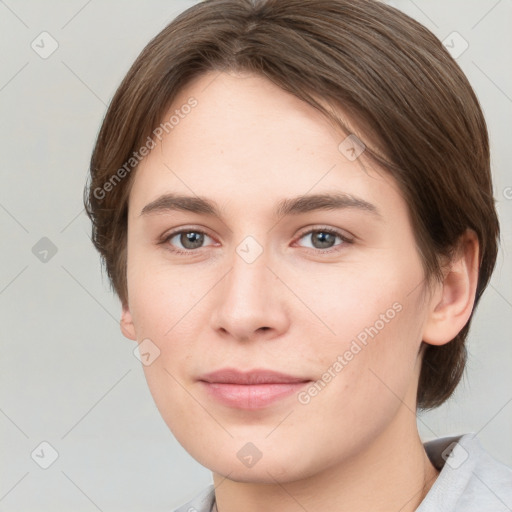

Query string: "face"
[[122, 71, 432, 483]]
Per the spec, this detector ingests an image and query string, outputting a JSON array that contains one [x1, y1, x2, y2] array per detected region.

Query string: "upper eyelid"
[[295, 225, 352, 239]]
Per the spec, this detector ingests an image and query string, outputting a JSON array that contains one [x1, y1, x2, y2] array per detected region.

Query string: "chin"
[[211, 464, 299, 484], [197, 446, 317, 484]]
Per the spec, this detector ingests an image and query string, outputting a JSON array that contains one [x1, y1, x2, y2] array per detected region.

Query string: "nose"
[[209, 241, 290, 343]]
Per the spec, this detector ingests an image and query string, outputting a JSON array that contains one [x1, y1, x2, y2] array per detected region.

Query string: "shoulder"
[[418, 433, 512, 512], [173, 484, 216, 512]]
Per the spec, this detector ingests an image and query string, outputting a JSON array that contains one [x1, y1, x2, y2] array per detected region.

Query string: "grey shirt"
[[174, 433, 512, 512]]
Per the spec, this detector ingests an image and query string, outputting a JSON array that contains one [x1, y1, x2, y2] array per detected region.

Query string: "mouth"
[[198, 368, 312, 409]]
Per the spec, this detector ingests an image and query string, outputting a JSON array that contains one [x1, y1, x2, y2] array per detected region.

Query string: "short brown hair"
[[84, 0, 500, 409]]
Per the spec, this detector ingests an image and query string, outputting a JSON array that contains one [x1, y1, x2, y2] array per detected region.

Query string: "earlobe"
[[120, 302, 137, 341], [422, 230, 480, 346]]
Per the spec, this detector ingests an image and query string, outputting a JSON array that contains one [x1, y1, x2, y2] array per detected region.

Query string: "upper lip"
[[199, 368, 311, 385]]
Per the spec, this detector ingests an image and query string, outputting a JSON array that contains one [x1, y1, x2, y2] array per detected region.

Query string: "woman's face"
[[122, 71, 432, 482]]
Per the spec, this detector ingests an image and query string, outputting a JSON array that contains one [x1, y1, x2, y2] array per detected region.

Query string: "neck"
[[212, 407, 440, 512]]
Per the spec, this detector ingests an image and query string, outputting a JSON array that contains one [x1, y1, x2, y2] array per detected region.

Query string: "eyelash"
[[160, 226, 353, 256]]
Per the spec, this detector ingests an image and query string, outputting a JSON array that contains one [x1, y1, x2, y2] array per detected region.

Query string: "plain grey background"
[[0, 0, 511, 510]]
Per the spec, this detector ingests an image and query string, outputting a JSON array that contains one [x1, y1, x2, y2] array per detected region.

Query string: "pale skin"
[[120, 71, 480, 511]]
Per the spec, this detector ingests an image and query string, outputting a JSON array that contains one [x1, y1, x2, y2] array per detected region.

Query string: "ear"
[[120, 302, 137, 341], [422, 229, 480, 346]]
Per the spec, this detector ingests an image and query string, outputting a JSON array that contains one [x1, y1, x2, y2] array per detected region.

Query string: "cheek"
[[126, 252, 209, 339], [126, 258, 205, 405], [300, 259, 426, 412], [317, 292, 425, 423]]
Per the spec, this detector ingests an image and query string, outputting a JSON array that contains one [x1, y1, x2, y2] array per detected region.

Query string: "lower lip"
[[200, 381, 310, 409]]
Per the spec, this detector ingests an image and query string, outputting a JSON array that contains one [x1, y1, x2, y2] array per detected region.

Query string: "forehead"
[[128, 71, 405, 223]]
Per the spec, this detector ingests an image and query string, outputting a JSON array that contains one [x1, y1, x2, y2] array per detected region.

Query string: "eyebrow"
[[139, 192, 381, 219]]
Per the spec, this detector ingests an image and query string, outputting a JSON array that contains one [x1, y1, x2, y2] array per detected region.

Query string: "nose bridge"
[[226, 235, 273, 311]]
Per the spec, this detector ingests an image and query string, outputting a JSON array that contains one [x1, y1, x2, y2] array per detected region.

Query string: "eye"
[[162, 229, 215, 254], [295, 227, 352, 253]]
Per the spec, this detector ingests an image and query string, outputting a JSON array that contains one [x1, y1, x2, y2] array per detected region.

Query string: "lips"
[[198, 368, 312, 409]]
